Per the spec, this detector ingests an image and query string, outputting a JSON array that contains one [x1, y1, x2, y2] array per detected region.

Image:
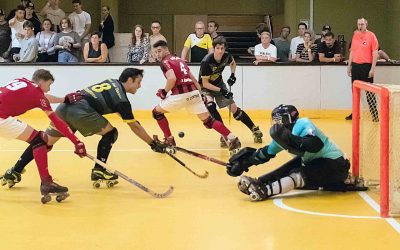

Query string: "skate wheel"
[[250, 193, 259, 201], [56, 195, 63, 202], [166, 147, 176, 154], [8, 182, 15, 188], [41, 194, 51, 204], [93, 182, 100, 189], [0, 178, 6, 186], [106, 181, 114, 188]]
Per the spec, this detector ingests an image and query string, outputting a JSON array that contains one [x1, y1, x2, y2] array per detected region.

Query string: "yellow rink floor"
[[1, 111, 400, 250]]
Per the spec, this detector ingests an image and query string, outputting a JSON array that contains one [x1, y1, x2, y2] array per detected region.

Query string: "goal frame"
[[352, 80, 390, 217]]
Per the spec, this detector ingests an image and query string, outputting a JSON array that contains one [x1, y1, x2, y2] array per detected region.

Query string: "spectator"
[[295, 30, 317, 62], [181, 21, 213, 62], [36, 18, 57, 62], [248, 22, 273, 55], [127, 24, 150, 64], [9, 5, 26, 62], [315, 25, 331, 48], [148, 20, 166, 63], [253, 31, 277, 65], [83, 31, 108, 63], [318, 31, 342, 63], [272, 25, 290, 62], [377, 49, 393, 63], [39, 0, 66, 32], [14, 20, 38, 62], [69, 0, 91, 43], [207, 20, 219, 39], [0, 9, 11, 62], [6, 0, 39, 21], [99, 5, 114, 49], [25, 2, 41, 35], [54, 17, 81, 63], [289, 22, 307, 60]]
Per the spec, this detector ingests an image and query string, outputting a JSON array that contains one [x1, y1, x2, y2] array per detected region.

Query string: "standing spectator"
[[54, 17, 81, 63], [36, 18, 57, 62], [207, 21, 219, 40], [318, 31, 342, 63], [39, 0, 66, 32], [69, 0, 91, 43], [14, 20, 38, 63], [148, 20, 166, 63], [272, 25, 290, 62], [253, 31, 277, 65], [9, 5, 26, 62], [181, 21, 213, 62], [295, 30, 317, 62], [0, 9, 11, 62], [346, 18, 379, 121], [315, 25, 331, 48], [6, 0, 39, 21], [99, 5, 114, 49], [127, 24, 149, 64], [289, 22, 307, 60], [25, 2, 41, 35], [83, 31, 108, 63]]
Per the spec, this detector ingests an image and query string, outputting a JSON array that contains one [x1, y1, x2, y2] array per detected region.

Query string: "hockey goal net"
[[352, 80, 400, 217]]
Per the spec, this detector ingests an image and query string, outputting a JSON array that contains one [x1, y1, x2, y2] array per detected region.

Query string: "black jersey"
[[199, 52, 233, 86], [81, 79, 135, 122]]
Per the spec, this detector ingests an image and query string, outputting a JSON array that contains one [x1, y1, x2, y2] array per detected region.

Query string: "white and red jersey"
[[0, 78, 52, 119], [160, 54, 197, 95]]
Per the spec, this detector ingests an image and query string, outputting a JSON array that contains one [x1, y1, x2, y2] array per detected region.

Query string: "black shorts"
[[201, 82, 234, 108], [46, 100, 109, 137], [351, 63, 373, 83]]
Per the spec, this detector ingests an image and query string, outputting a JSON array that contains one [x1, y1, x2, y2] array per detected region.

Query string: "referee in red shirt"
[[346, 18, 379, 121]]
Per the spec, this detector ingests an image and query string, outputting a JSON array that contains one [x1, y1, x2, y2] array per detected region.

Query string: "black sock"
[[13, 144, 34, 173], [234, 108, 255, 130], [95, 129, 117, 170]]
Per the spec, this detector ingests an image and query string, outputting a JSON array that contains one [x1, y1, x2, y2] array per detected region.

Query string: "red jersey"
[[0, 78, 52, 118], [160, 54, 196, 95]]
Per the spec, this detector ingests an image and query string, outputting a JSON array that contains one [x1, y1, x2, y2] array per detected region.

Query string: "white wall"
[[0, 65, 398, 110]]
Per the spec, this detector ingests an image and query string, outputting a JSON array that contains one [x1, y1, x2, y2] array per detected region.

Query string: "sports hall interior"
[[1, 0, 400, 249]]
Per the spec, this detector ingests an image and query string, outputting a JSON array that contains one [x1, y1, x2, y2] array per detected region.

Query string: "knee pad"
[[152, 108, 166, 121], [100, 128, 118, 148], [29, 131, 49, 150], [203, 116, 215, 129], [288, 170, 305, 188], [233, 107, 243, 120], [206, 101, 223, 122]]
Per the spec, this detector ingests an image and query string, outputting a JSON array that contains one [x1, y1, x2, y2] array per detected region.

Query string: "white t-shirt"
[[10, 19, 25, 48], [68, 11, 91, 38], [254, 43, 277, 58], [45, 8, 66, 27], [290, 36, 305, 59]]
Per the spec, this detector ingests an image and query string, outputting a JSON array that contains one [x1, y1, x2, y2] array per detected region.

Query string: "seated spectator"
[[207, 20, 219, 40], [295, 30, 317, 62], [0, 9, 11, 62], [9, 5, 26, 62], [99, 5, 114, 49], [377, 49, 395, 63], [181, 21, 213, 62], [289, 22, 307, 60], [69, 0, 91, 43], [39, 0, 66, 32], [272, 25, 290, 62], [25, 2, 41, 35], [14, 20, 38, 62], [253, 31, 277, 65], [148, 20, 166, 63], [54, 17, 81, 63], [36, 18, 57, 62], [83, 31, 108, 63], [127, 24, 149, 64], [6, 0, 39, 21], [318, 31, 342, 63]]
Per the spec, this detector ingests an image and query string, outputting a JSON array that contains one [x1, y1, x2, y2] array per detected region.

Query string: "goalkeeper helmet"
[[271, 104, 299, 127]]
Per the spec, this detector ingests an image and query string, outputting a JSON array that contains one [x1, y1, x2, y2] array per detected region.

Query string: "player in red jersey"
[[0, 69, 86, 203], [151, 40, 241, 155]]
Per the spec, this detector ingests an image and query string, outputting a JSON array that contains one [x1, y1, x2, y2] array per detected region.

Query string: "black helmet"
[[271, 104, 299, 127]]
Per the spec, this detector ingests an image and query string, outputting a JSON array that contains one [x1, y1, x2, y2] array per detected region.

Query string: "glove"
[[149, 139, 167, 153], [74, 141, 87, 157], [227, 73, 236, 86], [220, 88, 233, 99], [156, 89, 167, 100], [64, 91, 83, 104]]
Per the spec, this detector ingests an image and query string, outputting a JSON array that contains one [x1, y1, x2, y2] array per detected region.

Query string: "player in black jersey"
[[3, 68, 167, 188], [199, 36, 263, 147]]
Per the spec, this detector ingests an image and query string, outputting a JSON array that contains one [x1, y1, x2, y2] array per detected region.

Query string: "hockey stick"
[[86, 154, 174, 198], [166, 152, 209, 179], [174, 146, 227, 167], [228, 85, 232, 125]]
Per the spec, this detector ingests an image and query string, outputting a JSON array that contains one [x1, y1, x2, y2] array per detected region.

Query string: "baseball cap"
[[322, 25, 331, 31], [26, 1, 34, 9], [0, 9, 5, 16]]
